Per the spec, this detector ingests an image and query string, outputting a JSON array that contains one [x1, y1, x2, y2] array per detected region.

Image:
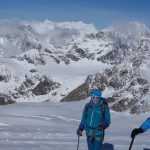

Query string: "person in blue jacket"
[[131, 117, 150, 138], [77, 88, 111, 150]]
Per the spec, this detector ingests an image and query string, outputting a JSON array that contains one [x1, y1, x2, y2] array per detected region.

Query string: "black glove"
[[77, 129, 82, 136], [131, 128, 143, 138], [100, 119, 109, 129], [77, 124, 84, 136]]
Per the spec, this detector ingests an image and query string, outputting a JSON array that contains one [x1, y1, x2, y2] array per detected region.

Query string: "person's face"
[[92, 96, 99, 103]]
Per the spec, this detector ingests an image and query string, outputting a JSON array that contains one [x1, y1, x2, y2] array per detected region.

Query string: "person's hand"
[[131, 128, 143, 138], [77, 129, 82, 136], [100, 119, 109, 129]]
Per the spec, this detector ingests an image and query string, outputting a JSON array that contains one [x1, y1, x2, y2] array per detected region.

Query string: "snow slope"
[[0, 101, 150, 150]]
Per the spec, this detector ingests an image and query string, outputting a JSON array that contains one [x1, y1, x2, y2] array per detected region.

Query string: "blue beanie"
[[91, 89, 102, 98]]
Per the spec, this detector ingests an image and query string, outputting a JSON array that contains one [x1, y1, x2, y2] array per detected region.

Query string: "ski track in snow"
[[0, 101, 150, 150]]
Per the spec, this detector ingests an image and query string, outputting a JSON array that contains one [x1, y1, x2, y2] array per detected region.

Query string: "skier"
[[131, 117, 150, 138], [77, 88, 111, 150]]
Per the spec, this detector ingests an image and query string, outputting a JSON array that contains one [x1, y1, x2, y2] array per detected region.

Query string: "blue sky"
[[0, 0, 150, 29]]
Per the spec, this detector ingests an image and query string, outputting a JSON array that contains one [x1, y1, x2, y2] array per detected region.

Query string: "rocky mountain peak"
[[1, 20, 150, 114]]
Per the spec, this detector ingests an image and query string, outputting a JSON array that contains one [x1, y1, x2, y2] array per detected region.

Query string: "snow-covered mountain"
[[0, 20, 150, 114]]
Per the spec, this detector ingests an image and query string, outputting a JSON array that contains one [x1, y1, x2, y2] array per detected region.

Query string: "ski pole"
[[77, 135, 80, 150], [129, 136, 135, 150]]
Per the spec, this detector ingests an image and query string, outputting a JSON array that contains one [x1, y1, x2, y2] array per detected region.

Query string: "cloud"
[[28, 20, 97, 47], [0, 19, 97, 56], [0, 19, 25, 35], [105, 21, 150, 46]]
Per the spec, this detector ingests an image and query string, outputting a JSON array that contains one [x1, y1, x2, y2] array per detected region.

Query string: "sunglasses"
[[92, 96, 99, 99]]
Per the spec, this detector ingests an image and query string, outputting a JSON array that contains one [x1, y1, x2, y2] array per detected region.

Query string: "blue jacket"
[[79, 89, 111, 138], [140, 117, 150, 132]]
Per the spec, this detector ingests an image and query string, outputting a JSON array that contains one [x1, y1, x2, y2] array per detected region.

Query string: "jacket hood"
[[90, 89, 102, 105]]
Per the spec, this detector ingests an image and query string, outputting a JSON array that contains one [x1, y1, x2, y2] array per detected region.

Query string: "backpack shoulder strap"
[[100, 97, 108, 118], [101, 97, 108, 105], [85, 102, 90, 118]]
